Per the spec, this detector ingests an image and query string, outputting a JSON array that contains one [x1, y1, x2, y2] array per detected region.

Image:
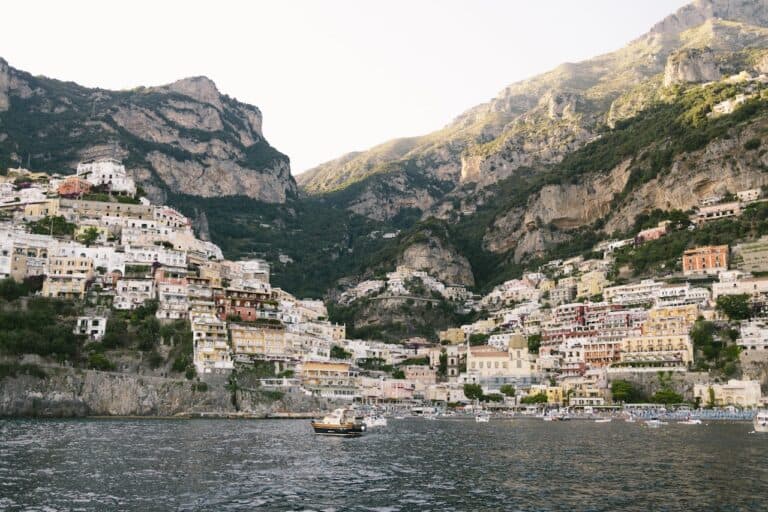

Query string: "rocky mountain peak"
[[158, 75, 224, 110], [647, 0, 768, 40]]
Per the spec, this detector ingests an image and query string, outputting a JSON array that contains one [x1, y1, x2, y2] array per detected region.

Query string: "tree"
[[521, 392, 548, 404], [716, 294, 751, 321], [610, 379, 646, 403], [499, 384, 516, 397], [77, 226, 100, 247], [463, 383, 484, 400], [469, 333, 489, 346], [88, 352, 116, 371], [330, 345, 351, 359], [391, 368, 405, 379], [437, 350, 448, 378], [527, 334, 542, 354], [651, 388, 684, 405], [137, 317, 161, 351]]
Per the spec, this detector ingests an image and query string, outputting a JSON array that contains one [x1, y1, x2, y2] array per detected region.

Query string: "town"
[[1, 154, 768, 415]]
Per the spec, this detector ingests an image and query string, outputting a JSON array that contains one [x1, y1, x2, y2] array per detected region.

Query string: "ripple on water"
[[0, 419, 767, 511]]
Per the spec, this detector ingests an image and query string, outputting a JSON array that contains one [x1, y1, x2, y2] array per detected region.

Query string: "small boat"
[[754, 410, 768, 433], [311, 408, 366, 437], [594, 418, 612, 423], [645, 418, 666, 428], [363, 415, 387, 428], [624, 416, 636, 423], [678, 418, 702, 425], [475, 413, 491, 423]]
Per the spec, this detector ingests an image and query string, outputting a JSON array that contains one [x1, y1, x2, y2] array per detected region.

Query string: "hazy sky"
[[0, 1, 690, 174]]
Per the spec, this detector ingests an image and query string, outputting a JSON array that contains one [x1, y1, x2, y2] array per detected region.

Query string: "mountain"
[[0, 58, 296, 204], [297, 0, 768, 221]]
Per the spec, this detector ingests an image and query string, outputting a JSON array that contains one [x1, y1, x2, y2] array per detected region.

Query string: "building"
[[737, 320, 768, 353], [191, 313, 232, 374], [402, 365, 437, 385], [692, 202, 741, 225], [635, 221, 670, 244], [737, 188, 761, 203], [300, 361, 359, 400], [57, 177, 92, 198], [41, 255, 94, 299], [73, 315, 107, 340], [577, 270, 609, 299], [114, 278, 155, 310], [439, 327, 466, 344], [712, 274, 768, 299], [76, 158, 136, 195], [230, 321, 289, 359], [682, 245, 729, 276], [693, 380, 762, 408]]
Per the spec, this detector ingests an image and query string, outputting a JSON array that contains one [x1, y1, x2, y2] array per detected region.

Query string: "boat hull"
[[311, 423, 366, 437]]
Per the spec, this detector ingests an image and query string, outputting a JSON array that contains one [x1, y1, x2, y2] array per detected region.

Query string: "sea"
[[1, 417, 767, 511]]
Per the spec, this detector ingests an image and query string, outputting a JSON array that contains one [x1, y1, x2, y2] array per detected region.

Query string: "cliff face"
[[483, 160, 632, 261], [0, 58, 296, 204], [0, 368, 328, 417], [399, 234, 475, 287], [663, 47, 721, 86]]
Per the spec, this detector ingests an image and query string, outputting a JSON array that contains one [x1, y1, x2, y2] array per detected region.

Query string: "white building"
[[76, 158, 136, 195], [74, 316, 107, 340], [114, 278, 155, 310]]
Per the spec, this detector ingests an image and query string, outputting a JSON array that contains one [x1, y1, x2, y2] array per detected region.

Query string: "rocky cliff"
[[0, 58, 296, 204], [399, 233, 475, 287], [0, 367, 330, 418]]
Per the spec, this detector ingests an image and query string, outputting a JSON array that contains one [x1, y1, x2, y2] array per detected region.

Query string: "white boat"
[[624, 416, 636, 423], [475, 413, 491, 423], [594, 418, 612, 423], [754, 410, 768, 433], [424, 413, 438, 421], [363, 415, 388, 428], [645, 419, 667, 428], [678, 418, 702, 425]]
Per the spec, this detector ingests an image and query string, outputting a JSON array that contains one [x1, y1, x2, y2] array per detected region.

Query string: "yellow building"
[[529, 384, 564, 404], [23, 199, 60, 219], [439, 327, 465, 344], [41, 255, 94, 299], [229, 322, 288, 358], [620, 334, 693, 367], [576, 270, 609, 299], [300, 361, 358, 399], [645, 304, 699, 334]]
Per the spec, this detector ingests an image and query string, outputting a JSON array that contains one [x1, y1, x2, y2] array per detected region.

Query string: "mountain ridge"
[[0, 57, 296, 204]]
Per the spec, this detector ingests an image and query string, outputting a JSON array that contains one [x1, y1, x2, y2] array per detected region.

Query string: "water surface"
[[1, 418, 766, 511]]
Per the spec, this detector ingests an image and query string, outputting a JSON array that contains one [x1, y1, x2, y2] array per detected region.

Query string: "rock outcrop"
[[663, 47, 721, 86], [399, 234, 475, 287]]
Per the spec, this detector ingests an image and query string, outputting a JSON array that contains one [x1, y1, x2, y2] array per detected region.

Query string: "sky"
[[0, 0, 690, 174]]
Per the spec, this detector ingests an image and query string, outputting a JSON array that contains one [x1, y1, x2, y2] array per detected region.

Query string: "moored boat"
[[475, 412, 491, 423], [311, 408, 366, 437], [678, 418, 702, 425], [645, 418, 667, 428], [363, 415, 388, 428], [754, 410, 768, 433], [594, 418, 612, 423]]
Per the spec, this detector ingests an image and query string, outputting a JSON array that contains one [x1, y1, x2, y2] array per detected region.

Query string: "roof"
[[302, 362, 350, 372]]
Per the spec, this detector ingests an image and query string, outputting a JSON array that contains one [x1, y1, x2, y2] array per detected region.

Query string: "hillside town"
[[1, 156, 767, 413]]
